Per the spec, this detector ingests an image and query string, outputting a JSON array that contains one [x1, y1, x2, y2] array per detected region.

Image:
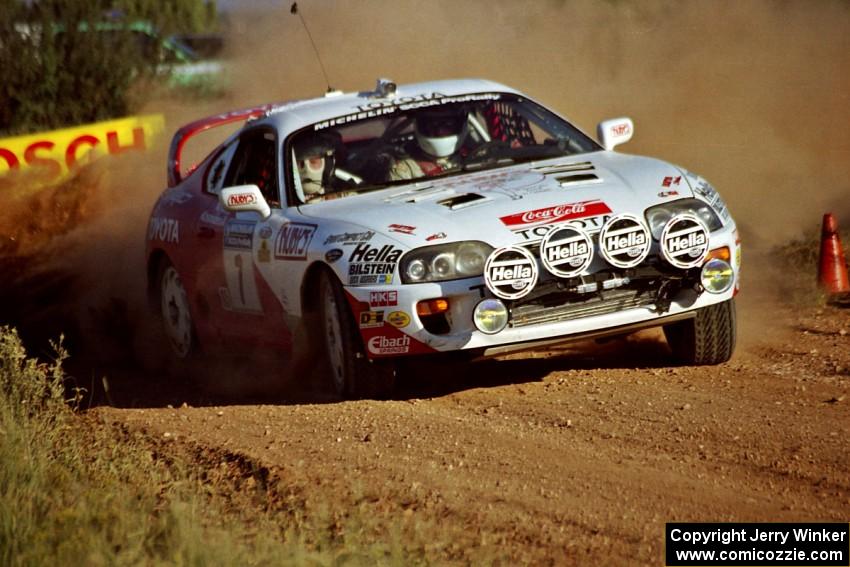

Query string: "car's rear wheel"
[[318, 269, 395, 399], [158, 260, 197, 359], [664, 298, 736, 365]]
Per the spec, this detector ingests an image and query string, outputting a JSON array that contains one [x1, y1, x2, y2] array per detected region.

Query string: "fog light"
[[473, 298, 508, 334], [701, 258, 734, 294]]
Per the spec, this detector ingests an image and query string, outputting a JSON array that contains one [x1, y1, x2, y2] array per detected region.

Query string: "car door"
[[209, 128, 293, 351]]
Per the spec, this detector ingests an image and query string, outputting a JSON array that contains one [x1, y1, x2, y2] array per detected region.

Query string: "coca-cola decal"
[[540, 226, 594, 278], [484, 246, 538, 300], [661, 213, 709, 269], [500, 199, 612, 227], [598, 214, 651, 269]]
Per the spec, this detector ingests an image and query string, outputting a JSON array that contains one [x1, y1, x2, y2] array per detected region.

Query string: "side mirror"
[[597, 117, 634, 151], [220, 185, 271, 219]]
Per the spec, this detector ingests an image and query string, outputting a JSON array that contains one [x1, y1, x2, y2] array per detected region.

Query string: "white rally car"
[[147, 78, 740, 397]]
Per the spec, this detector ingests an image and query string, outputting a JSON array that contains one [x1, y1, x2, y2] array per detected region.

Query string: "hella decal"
[[484, 246, 538, 300], [274, 222, 316, 260], [598, 214, 650, 269], [661, 214, 710, 269], [540, 226, 594, 278], [367, 334, 410, 355], [500, 199, 612, 227]]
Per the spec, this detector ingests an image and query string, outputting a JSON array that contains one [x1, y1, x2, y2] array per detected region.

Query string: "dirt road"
[[92, 300, 850, 566]]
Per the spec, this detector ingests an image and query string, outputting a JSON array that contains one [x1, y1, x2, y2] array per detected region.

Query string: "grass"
[[0, 326, 442, 566]]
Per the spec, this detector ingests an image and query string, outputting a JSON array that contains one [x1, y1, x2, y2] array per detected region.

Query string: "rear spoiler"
[[167, 104, 274, 187]]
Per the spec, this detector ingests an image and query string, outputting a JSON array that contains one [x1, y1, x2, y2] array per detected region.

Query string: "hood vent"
[[437, 193, 487, 210], [533, 161, 601, 187]]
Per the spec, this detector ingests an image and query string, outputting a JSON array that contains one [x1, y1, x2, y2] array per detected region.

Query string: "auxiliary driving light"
[[473, 298, 509, 335], [700, 258, 734, 294]]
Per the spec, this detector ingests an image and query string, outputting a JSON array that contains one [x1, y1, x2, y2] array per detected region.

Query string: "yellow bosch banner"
[[0, 114, 165, 183]]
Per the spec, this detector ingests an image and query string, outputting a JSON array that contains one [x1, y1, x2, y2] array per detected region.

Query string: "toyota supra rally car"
[[146, 78, 740, 398]]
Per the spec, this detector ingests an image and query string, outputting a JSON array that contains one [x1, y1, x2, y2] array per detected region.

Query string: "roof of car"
[[255, 78, 523, 134]]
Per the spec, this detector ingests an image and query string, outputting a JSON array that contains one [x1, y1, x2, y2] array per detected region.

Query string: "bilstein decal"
[[661, 213, 710, 269], [484, 246, 538, 300], [540, 226, 594, 278], [598, 214, 650, 269]]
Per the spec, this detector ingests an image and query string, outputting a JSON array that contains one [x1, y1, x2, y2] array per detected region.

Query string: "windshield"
[[288, 93, 601, 204]]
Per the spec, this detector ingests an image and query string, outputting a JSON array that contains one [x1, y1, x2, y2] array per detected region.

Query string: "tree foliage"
[[0, 0, 218, 136]]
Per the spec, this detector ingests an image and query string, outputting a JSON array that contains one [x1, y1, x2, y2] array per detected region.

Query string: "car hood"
[[299, 151, 694, 248]]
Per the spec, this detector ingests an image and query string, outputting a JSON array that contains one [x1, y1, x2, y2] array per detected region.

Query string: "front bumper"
[[347, 225, 740, 359]]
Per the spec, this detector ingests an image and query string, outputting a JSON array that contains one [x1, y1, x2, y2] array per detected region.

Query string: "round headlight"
[[432, 253, 454, 277], [407, 258, 427, 281], [473, 298, 509, 334], [701, 258, 734, 294], [456, 243, 486, 275], [647, 209, 673, 239]]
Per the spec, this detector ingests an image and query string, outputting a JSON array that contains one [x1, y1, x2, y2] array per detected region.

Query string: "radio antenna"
[[290, 2, 333, 93]]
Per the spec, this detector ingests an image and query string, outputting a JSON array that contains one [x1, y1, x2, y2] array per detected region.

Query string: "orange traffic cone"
[[817, 213, 850, 304]]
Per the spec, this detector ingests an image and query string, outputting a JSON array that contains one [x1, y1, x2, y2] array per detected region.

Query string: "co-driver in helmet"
[[293, 133, 338, 203]]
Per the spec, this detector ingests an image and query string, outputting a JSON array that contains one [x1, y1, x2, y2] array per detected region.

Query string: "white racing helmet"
[[414, 106, 469, 158], [294, 133, 337, 195]]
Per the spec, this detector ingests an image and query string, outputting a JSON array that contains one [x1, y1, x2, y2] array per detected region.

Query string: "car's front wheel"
[[664, 298, 736, 365], [158, 260, 197, 359], [318, 269, 395, 399]]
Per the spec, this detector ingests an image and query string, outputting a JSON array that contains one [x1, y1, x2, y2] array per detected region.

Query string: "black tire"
[[664, 298, 736, 365], [156, 258, 198, 361], [318, 269, 396, 399]]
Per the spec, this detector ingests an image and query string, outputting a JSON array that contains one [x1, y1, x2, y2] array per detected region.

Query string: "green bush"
[[0, 0, 218, 136]]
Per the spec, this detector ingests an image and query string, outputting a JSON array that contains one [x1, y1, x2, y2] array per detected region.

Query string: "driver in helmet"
[[389, 105, 470, 180], [293, 133, 337, 203]]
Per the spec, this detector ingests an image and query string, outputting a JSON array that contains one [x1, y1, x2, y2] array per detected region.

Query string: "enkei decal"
[[148, 217, 179, 244], [500, 199, 612, 227], [386, 311, 410, 328], [660, 214, 710, 269], [484, 246, 538, 300], [388, 224, 416, 235], [325, 248, 343, 263], [323, 230, 374, 246], [274, 222, 317, 260], [224, 219, 255, 250], [539, 226, 594, 278], [426, 232, 447, 241], [370, 290, 398, 307], [226, 191, 257, 207], [367, 334, 411, 355], [359, 310, 385, 329], [598, 214, 650, 269]]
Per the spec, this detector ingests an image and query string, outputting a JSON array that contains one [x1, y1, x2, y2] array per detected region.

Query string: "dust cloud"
[[0, 0, 847, 393]]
